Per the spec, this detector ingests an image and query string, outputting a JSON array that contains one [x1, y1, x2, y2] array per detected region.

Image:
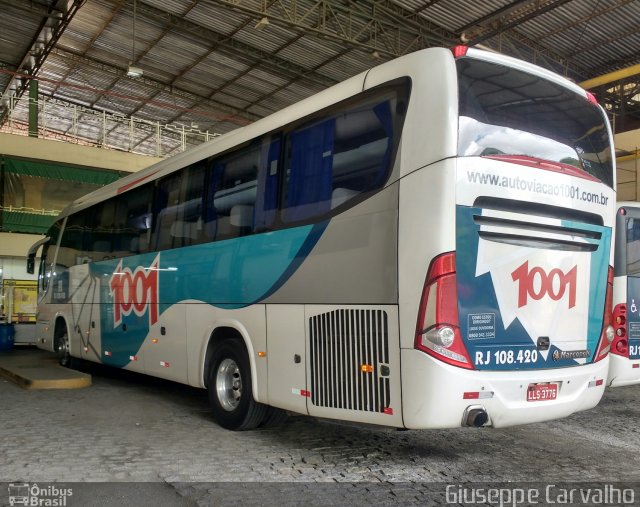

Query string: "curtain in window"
[[285, 119, 335, 222]]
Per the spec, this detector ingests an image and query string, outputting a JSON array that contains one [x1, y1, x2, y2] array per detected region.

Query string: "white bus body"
[[609, 202, 640, 386], [30, 47, 616, 430]]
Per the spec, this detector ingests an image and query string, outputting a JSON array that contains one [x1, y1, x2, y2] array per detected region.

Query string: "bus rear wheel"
[[208, 338, 267, 430]]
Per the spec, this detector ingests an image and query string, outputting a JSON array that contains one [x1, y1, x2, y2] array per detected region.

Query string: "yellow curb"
[[0, 360, 91, 390]]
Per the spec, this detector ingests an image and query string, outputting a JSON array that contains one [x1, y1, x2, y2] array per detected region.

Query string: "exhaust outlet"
[[462, 406, 489, 427]]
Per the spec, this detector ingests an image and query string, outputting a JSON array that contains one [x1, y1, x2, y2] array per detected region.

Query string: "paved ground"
[[1, 353, 640, 506]]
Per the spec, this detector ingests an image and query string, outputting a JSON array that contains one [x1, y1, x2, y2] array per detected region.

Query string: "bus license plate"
[[527, 383, 558, 402]]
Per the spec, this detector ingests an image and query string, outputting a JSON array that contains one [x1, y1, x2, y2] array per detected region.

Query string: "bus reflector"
[[588, 379, 604, 388], [104, 351, 112, 357], [463, 391, 494, 400], [160, 361, 170, 367], [451, 45, 468, 58], [129, 355, 138, 361], [292, 388, 311, 397], [361, 364, 374, 373], [594, 266, 614, 362], [415, 252, 474, 369], [586, 91, 598, 106], [633, 364, 639, 369], [382, 407, 393, 415], [611, 303, 629, 357], [152, 338, 159, 344], [258, 351, 266, 357]]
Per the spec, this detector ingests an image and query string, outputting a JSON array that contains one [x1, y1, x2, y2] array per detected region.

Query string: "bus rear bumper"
[[607, 353, 640, 387], [401, 349, 609, 429]]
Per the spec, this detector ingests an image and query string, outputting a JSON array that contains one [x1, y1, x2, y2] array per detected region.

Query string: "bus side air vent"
[[309, 309, 390, 413]]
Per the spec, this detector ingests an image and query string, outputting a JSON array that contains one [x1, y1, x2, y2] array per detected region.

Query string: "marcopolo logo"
[[511, 261, 577, 309], [109, 254, 160, 328], [7, 483, 72, 506], [553, 349, 591, 361]]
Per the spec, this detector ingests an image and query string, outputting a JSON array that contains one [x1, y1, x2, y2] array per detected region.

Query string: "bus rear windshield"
[[457, 58, 613, 188]]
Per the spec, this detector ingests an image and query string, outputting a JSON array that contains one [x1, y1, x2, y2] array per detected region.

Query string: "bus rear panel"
[[403, 48, 615, 428], [609, 203, 640, 387]]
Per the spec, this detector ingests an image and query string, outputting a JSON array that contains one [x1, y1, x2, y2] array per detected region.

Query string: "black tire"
[[54, 324, 74, 368], [259, 406, 289, 429], [207, 338, 267, 430]]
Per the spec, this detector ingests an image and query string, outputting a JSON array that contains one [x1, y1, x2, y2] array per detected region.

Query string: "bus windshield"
[[457, 58, 613, 188]]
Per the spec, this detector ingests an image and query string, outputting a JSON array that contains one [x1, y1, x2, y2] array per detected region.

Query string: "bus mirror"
[[26, 253, 35, 274]]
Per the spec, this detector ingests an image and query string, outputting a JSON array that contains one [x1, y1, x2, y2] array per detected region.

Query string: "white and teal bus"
[[28, 46, 616, 430], [609, 202, 640, 386]]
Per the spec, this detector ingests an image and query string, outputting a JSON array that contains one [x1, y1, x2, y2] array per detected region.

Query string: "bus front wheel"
[[54, 324, 73, 368], [208, 338, 267, 430]]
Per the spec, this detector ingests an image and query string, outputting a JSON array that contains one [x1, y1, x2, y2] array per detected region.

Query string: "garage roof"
[[1, 0, 638, 156]]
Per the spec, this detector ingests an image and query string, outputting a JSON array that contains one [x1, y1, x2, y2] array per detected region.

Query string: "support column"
[[28, 80, 38, 138]]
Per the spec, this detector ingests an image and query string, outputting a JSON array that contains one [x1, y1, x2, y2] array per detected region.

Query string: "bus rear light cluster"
[[451, 45, 469, 59], [586, 91, 599, 106], [594, 266, 614, 362], [611, 303, 629, 357], [415, 252, 474, 369]]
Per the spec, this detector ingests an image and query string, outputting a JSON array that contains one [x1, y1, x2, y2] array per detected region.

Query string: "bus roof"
[[55, 46, 597, 221]]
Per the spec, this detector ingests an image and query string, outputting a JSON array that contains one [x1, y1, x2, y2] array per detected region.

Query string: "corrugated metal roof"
[[0, 0, 638, 157]]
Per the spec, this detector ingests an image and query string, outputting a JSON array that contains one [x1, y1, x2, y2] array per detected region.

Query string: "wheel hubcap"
[[216, 358, 242, 411], [57, 334, 69, 361]]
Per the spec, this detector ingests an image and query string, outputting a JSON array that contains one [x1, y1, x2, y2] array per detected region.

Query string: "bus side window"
[[57, 213, 86, 268], [180, 162, 206, 247], [152, 163, 206, 251], [153, 172, 184, 251], [85, 202, 115, 262], [204, 144, 260, 241], [254, 135, 281, 231], [627, 218, 640, 275], [113, 183, 153, 256], [282, 119, 335, 223], [281, 92, 398, 224]]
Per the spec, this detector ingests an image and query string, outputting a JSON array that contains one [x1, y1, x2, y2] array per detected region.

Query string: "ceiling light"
[[127, 0, 142, 78], [255, 17, 269, 30], [127, 65, 143, 78], [371, 50, 380, 59]]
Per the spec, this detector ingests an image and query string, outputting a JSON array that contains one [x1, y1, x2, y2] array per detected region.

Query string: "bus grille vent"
[[309, 309, 390, 412]]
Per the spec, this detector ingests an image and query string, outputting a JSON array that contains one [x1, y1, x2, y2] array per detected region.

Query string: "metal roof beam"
[[210, 0, 456, 58], [536, 0, 636, 40], [457, 0, 538, 35], [0, 0, 84, 121], [50, 47, 260, 124], [49, 0, 127, 99], [133, 0, 337, 88], [484, 29, 591, 80], [465, 0, 574, 46]]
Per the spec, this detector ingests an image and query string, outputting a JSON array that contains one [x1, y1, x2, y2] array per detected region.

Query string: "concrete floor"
[[1, 352, 640, 506]]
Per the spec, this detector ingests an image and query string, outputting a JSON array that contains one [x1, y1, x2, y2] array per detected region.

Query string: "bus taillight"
[[451, 45, 468, 59], [594, 266, 614, 362], [611, 303, 629, 357], [415, 252, 474, 369]]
